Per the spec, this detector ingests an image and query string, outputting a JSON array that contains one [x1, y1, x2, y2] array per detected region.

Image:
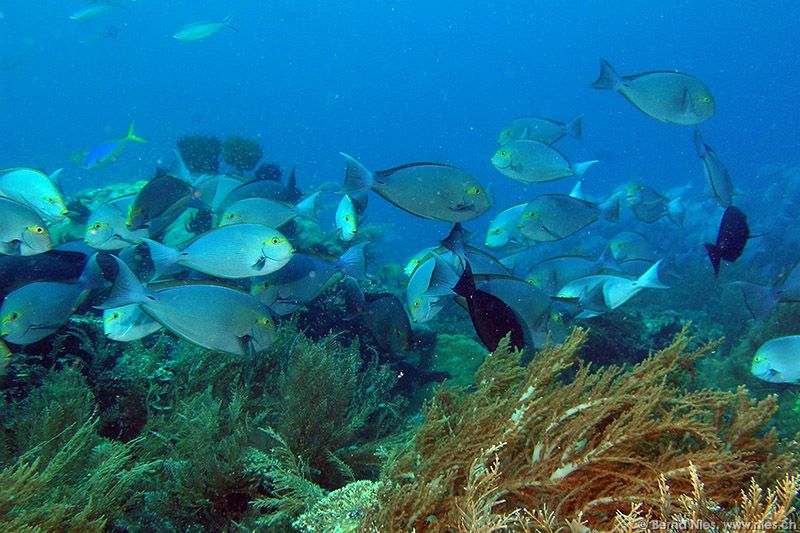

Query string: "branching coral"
[[222, 135, 263, 173], [368, 327, 799, 531], [176, 134, 222, 173]]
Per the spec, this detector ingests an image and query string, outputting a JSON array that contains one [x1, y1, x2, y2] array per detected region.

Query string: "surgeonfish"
[[0, 167, 68, 221], [85, 195, 149, 250], [491, 140, 597, 184], [103, 304, 163, 342], [732, 261, 800, 320], [608, 231, 659, 264], [751, 336, 800, 384], [704, 206, 749, 277], [485, 203, 528, 249], [0, 198, 52, 256], [83, 122, 146, 170], [340, 153, 491, 223], [591, 59, 715, 125], [335, 194, 358, 242], [403, 246, 439, 277], [623, 182, 685, 227], [220, 193, 319, 228], [174, 15, 238, 42], [99, 256, 275, 356], [252, 244, 366, 316], [145, 224, 293, 280], [360, 293, 413, 357], [220, 167, 303, 206], [0, 254, 106, 345], [0, 248, 89, 298], [517, 193, 619, 243], [69, 3, 117, 22], [497, 115, 583, 145], [694, 129, 735, 208], [556, 261, 667, 317]]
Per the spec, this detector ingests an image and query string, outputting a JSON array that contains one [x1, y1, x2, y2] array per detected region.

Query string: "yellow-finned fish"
[[335, 194, 358, 242], [174, 15, 238, 42]]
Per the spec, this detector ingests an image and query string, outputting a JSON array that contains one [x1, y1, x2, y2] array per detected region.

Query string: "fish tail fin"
[[598, 191, 620, 222], [339, 152, 372, 213], [78, 253, 108, 291], [95, 256, 150, 310], [337, 243, 367, 280], [48, 168, 64, 189], [171, 149, 194, 182], [704, 243, 721, 277], [572, 159, 598, 180], [452, 261, 476, 298], [667, 197, 686, 227], [126, 122, 146, 143], [568, 179, 585, 200], [591, 58, 623, 90], [223, 14, 239, 32], [693, 128, 707, 157], [636, 260, 669, 289], [294, 191, 320, 222], [143, 238, 180, 280], [566, 115, 583, 141]]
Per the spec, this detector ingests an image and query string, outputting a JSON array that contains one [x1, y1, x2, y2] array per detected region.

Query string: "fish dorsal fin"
[[48, 168, 64, 189], [374, 162, 454, 179]]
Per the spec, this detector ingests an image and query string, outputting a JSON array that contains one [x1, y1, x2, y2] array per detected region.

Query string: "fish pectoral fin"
[[540, 224, 560, 239], [252, 256, 267, 271], [450, 202, 474, 212], [681, 87, 695, 115]]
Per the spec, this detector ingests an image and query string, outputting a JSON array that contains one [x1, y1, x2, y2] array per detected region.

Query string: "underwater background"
[[1, 1, 800, 531]]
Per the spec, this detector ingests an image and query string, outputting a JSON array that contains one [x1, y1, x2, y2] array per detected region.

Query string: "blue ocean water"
[[2, 1, 798, 263]]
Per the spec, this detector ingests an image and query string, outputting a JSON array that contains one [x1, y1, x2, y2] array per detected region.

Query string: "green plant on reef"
[[222, 135, 264, 173], [0, 369, 157, 532], [176, 134, 222, 173], [366, 327, 800, 531]]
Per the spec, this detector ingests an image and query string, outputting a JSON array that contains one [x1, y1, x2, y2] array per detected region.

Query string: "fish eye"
[[257, 317, 271, 325], [344, 215, 351, 221], [500, 151, 508, 157], [28, 225, 45, 234], [270, 238, 281, 245], [413, 299, 421, 309], [9, 312, 19, 320]]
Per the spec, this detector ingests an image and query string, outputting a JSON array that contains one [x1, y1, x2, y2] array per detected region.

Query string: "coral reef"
[[255, 162, 283, 182], [366, 327, 799, 531], [222, 135, 263, 173], [176, 134, 222, 173]]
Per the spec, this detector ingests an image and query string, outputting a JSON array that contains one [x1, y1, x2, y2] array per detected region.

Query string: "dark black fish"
[[361, 293, 412, 356], [453, 262, 525, 351], [0, 250, 89, 298], [704, 206, 749, 277], [127, 175, 198, 234]]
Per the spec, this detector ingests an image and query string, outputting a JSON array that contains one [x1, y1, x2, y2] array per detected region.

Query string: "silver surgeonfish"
[[340, 153, 491, 222], [145, 224, 293, 279], [85, 195, 149, 250], [751, 336, 800, 384], [174, 15, 238, 42], [693, 129, 734, 207], [497, 115, 583, 145], [335, 194, 358, 242], [517, 193, 619, 243], [608, 231, 658, 264], [591, 59, 715, 125], [0, 198, 51, 256], [219, 193, 319, 228], [491, 140, 597, 184], [485, 203, 528, 249], [556, 260, 667, 318], [0, 167, 68, 221], [99, 257, 275, 356], [1, 254, 105, 345], [103, 304, 163, 342]]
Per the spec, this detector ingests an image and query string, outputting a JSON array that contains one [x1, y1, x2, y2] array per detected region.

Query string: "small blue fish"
[[83, 122, 146, 170]]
